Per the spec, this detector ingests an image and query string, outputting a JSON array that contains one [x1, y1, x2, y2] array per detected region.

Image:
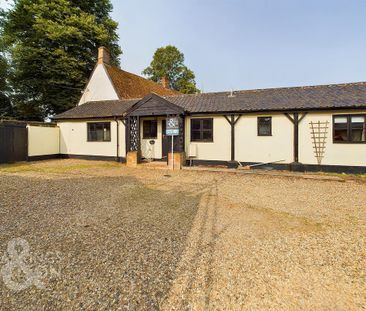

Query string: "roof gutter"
[[184, 106, 366, 116], [115, 116, 119, 162], [53, 105, 366, 121], [53, 115, 125, 122]]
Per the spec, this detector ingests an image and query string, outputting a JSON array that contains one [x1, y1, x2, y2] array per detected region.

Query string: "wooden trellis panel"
[[127, 116, 139, 152], [177, 115, 185, 153], [309, 121, 329, 164]]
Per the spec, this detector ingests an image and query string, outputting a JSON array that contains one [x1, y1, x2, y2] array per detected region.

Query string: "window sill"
[[333, 141, 366, 144]]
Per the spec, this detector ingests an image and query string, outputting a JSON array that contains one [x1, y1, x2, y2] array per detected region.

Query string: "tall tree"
[[0, 7, 13, 118], [143, 45, 199, 94], [0, 54, 13, 118], [1, 0, 121, 120]]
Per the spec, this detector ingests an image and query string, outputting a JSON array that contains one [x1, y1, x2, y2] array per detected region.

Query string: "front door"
[[162, 120, 169, 159], [162, 119, 183, 160]]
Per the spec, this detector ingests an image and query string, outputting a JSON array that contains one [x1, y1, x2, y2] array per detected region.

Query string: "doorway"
[[162, 120, 169, 159], [162, 119, 182, 160]]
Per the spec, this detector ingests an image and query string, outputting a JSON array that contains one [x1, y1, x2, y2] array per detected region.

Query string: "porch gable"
[[126, 93, 185, 117]]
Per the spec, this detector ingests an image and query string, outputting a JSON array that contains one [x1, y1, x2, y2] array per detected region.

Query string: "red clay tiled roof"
[[105, 65, 180, 99]]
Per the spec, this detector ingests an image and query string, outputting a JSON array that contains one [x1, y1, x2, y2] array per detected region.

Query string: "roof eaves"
[[185, 105, 366, 115]]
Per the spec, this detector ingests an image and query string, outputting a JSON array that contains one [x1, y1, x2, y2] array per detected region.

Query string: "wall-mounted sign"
[[166, 117, 179, 136]]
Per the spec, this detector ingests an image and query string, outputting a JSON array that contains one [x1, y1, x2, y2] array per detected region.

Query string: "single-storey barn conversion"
[[51, 47, 366, 173]]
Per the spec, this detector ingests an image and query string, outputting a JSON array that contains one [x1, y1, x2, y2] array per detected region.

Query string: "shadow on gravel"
[[176, 178, 226, 310], [0, 174, 201, 310]]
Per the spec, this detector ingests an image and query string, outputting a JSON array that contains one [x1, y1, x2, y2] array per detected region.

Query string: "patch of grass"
[[244, 203, 323, 231], [0, 160, 121, 174], [323, 172, 366, 179]]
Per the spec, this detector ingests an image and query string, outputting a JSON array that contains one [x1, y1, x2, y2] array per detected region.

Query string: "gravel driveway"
[[0, 160, 365, 310]]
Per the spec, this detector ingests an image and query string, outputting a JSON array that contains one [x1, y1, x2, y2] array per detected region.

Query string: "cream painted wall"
[[56, 109, 366, 167], [185, 116, 231, 161], [58, 120, 125, 158], [28, 125, 60, 156], [185, 114, 292, 163], [140, 117, 164, 159], [185, 112, 366, 166], [78, 64, 119, 105], [235, 114, 293, 163], [299, 110, 366, 166]]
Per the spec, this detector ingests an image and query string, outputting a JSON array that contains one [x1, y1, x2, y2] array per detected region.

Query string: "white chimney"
[[97, 46, 110, 65]]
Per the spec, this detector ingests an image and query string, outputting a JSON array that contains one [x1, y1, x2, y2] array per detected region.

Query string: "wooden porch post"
[[230, 115, 235, 162], [284, 112, 307, 169], [293, 112, 299, 163], [224, 114, 242, 168]]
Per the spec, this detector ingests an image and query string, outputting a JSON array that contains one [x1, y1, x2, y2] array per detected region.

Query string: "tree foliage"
[[0, 54, 13, 118], [0, 7, 13, 118], [143, 45, 199, 94], [1, 0, 121, 120]]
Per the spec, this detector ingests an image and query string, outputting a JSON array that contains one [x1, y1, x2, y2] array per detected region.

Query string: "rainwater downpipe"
[[115, 117, 119, 162]]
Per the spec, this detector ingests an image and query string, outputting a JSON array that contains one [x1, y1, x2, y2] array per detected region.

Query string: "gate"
[[0, 122, 28, 163]]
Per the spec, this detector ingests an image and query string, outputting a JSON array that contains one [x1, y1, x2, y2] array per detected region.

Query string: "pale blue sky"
[[112, 0, 366, 92], [1, 0, 366, 92]]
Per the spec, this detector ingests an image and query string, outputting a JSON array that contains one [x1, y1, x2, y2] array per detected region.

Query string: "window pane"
[[96, 128, 103, 141], [334, 128, 348, 142], [334, 117, 348, 124], [192, 120, 201, 130], [258, 117, 271, 136], [143, 120, 157, 139], [202, 130, 213, 141], [90, 131, 97, 141], [351, 129, 364, 142], [104, 127, 111, 141], [151, 120, 157, 138], [202, 119, 212, 130], [143, 120, 151, 138], [259, 125, 271, 136], [351, 118, 366, 142], [351, 116, 365, 123], [191, 130, 201, 141]]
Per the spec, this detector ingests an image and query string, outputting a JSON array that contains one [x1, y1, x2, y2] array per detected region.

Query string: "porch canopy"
[[124, 93, 186, 156]]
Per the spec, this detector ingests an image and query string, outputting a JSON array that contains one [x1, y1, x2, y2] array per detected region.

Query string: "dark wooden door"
[[0, 124, 28, 163], [162, 119, 182, 159], [162, 120, 169, 159]]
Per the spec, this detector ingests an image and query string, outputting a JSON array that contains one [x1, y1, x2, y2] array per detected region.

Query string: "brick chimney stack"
[[97, 46, 110, 65], [161, 76, 169, 88]]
